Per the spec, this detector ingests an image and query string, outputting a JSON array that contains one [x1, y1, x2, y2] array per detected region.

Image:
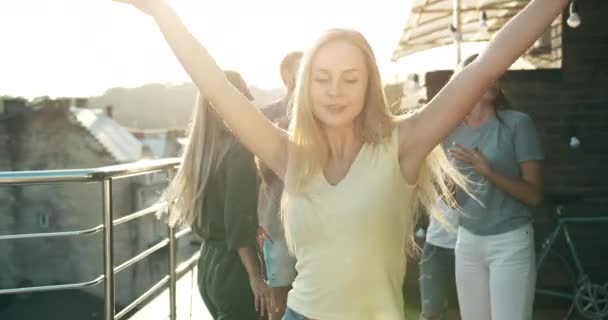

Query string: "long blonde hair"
[[162, 71, 253, 227], [283, 29, 470, 255]]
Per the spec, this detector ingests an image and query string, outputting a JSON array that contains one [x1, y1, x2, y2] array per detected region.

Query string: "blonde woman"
[[162, 71, 270, 319], [113, 0, 568, 319]]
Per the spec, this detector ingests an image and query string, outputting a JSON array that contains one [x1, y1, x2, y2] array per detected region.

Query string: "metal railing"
[[0, 158, 198, 320]]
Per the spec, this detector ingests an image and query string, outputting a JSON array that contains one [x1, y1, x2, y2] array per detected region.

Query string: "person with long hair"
[[447, 54, 544, 320], [257, 51, 302, 320], [112, 1, 567, 318], [417, 52, 538, 320], [162, 71, 270, 319]]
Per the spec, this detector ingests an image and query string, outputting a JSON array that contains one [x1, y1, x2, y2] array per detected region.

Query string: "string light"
[[567, 0, 581, 28], [450, 24, 462, 41], [479, 10, 489, 32]]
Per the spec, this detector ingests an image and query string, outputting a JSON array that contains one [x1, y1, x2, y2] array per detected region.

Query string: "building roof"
[[392, 0, 562, 68], [139, 134, 167, 159], [70, 107, 143, 162]]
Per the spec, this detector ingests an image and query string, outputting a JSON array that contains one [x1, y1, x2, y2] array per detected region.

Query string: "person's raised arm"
[[114, 0, 288, 177], [400, 0, 567, 174]]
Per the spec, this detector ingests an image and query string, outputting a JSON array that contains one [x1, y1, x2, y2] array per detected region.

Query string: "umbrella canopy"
[[392, 0, 562, 68]]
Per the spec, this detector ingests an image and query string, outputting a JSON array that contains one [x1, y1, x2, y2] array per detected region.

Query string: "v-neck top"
[[286, 127, 416, 320]]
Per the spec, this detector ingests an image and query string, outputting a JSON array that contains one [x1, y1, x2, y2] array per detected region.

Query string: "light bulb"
[[479, 10, 489, 32], [567, 13, 581, 28], [569, 136, 581, 149], [415, 227, 426, 239], [450, 24, 462, 41], [568, 1, 581, 28]]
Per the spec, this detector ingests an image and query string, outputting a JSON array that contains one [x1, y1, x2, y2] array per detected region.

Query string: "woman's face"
[[309, 40, 369, 129]]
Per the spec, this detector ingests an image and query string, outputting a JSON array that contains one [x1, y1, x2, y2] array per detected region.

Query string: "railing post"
[[166, 168, 178, 320], [102, 178, 115, 320], [169, 223, 177, 320]]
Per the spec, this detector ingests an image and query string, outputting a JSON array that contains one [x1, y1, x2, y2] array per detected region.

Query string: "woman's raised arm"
[[400, 0, 567, 174], [114, 0, 289, 176]]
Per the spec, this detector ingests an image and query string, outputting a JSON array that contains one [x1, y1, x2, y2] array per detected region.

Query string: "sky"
[[0, 0, 416, 99]]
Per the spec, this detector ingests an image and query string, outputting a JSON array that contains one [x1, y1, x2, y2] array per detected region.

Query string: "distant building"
[[0, 98, 193, 317], [129, 127, 186, 159]]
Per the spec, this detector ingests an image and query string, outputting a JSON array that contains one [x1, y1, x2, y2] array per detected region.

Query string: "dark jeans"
[[418, 242, 456, 320], [198, 243, 259, 320]]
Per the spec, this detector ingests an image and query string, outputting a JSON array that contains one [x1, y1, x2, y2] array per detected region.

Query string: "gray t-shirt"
[[258, 176, 285, 241], [258, 98, 288, 241], [447, 110, 543, 235]]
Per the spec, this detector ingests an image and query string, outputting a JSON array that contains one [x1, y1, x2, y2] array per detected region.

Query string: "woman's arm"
[[236, 246, 270, 316], [451, 145, 542, 207], [399, 0, 567, 175], [114, 0, 288, 176], [486, 161, 542, 207]]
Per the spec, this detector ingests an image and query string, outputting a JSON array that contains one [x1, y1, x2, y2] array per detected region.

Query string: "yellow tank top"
[[286, 128, 416, 320]]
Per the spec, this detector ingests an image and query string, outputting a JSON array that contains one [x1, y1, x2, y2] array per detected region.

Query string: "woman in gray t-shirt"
[[446, 54, 543, 320]]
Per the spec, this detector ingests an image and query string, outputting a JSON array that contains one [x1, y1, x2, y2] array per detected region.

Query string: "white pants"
[[455, 224, 536, 320]]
